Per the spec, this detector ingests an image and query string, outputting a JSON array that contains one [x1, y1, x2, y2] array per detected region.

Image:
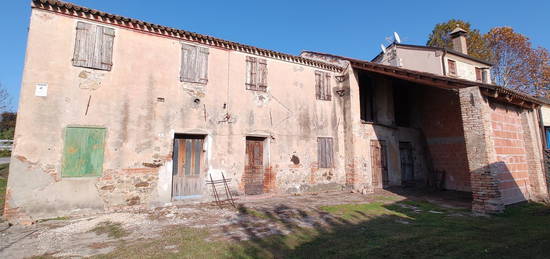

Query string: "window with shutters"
[[447, 59, 457, 76], [245, 56, 267, 91], [62, 127, 106, 177], [317, 137, 334, 168], [315, 71, 332, 101], [72, 22, 115, 71], [475, 67, 482, 81], [180, 43, 209, 84]]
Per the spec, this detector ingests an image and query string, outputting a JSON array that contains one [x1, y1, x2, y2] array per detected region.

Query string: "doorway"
[[371, 140, 388, 188], [172, 134, 205, 199], [399, 142, 414, 186], [244, 137, 266, 195]]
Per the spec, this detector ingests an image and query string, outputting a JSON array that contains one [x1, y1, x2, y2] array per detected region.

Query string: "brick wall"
[[488, 101, 530, 205], [420, 88, 470, 191]]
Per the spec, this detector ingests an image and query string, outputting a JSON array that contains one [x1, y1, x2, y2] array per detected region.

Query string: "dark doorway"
[[172, 134, 205, 199], [244, 137, 266, 195], [400, 142, 415, 186], [371, 140, 388, 188]]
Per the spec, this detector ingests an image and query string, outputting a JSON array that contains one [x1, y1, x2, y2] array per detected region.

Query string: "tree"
[[426, 19, 491, 61], [0, 83, 10, 113], [0, 112, 16, 140], [485, 27, 550, 96]]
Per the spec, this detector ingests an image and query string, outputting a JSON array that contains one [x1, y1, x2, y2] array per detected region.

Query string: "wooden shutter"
[[448, 60, 456, 75], [73, 22, 91, 67], [73, 22, 115, 71], [245, 56, 257, 90], [99, 26, 115, 71], [325, 73, 332, 100], [180, 43, 197, 82], [318, 137, 334, 168], [258, 58, 267, 91], [315, 71, 322, 99], [62, 127, 106, 177], [197, 47, 209, 84]]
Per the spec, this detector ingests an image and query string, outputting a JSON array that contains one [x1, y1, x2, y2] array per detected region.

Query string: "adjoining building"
[[4, 0, 549, 223]]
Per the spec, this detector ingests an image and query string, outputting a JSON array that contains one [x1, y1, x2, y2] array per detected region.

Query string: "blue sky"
[[1, 0, 549, 111]]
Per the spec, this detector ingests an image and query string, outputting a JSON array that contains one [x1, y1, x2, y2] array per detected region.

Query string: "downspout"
[[441, 49, 448, 76]]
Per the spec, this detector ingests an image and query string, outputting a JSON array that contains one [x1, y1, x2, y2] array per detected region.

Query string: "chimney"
[[450, 25, 468, 55]]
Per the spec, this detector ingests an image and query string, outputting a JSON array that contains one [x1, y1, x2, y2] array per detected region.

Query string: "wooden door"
[[371, 140, 388, 188], [400, 142, 414, 185], [172, 135, 204, 199], [244, 137, 265, 195]]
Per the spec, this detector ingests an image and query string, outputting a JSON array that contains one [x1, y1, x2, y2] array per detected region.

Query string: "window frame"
[[72, 21, 115, 71], [245, 56, 268, 91], [475, 67, 482, 82], [447, 59, 457, 76], [317, 137, 334, 168], [315, 71, 332, 101]]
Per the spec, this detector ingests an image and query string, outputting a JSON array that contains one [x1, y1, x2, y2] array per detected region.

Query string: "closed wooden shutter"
[[318, 137, 334, 168], [72, 21, 115, 71], [180, 43, 197, 82], [73, 21, 91, 67], [325, 73, 332, 100], [258, 58, 267, 91], [197, 47, 209, 84], [245, 56, 257, 90], [62, 127, 106, 177], [315, 71, 322, 99], [100, 26, 115, 71]]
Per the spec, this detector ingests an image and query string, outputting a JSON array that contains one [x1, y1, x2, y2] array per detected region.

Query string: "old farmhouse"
[[4, 0, 549, 223]]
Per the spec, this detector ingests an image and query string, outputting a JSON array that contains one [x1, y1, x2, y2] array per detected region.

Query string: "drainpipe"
[[441, 49, 448, 76]]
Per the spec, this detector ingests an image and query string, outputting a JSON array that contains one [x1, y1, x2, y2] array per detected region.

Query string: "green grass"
[[95, 199, 550, 258], [90, 221, 130, 239], [0, 163, 8, 216]]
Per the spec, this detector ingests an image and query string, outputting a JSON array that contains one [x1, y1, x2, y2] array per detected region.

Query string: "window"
[[315, 71, 332, 101], [246, 56, 267, 91], [72, 22, 115, 71], [447, 59, 457, 76], [180, 43, 209, 84], [545, 127, 550, 150], [482, 69, 488, 83], [475, 67, 482, 81], [359, 74, 376, 122], [62, 127, 106, 177], [317, 137, 334, 168]]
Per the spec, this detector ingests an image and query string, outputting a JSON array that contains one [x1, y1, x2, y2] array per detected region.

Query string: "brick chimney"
[[450, 25, 468, 55]]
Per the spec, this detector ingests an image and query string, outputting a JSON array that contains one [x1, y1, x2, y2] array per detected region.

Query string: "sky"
[[1, 0, 549, 111]]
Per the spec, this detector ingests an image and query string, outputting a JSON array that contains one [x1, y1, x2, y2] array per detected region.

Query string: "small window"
[[245, 56, 267, 91], [72, 22, 115, 71], [318, 137, 334, 168], [180, 43, 209, 84], [62, 127, 106, 177], [475, 67, 482, 81], [447, 60, 457, 76], [482, 69, 488, 83], [545, 127, 550, 150], [315, 71, 332, 101]]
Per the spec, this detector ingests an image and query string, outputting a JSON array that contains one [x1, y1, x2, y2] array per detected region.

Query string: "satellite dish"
[[393, 32, 401, 43], [380, 44, 386, 53]]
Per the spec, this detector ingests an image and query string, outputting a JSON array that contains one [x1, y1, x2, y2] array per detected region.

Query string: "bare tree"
[[0, 83, 11, 113]]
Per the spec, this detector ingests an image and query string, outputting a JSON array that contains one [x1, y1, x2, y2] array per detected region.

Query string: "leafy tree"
[[426, 19, 490, 61], [485, 27, 550, 96], [0, 112, 16, 140]]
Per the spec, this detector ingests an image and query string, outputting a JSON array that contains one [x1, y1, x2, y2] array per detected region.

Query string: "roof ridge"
[[31, 0, 343, 72]]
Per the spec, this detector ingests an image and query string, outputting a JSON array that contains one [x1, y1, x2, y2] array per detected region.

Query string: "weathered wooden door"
[[244, 137, 265, 195], [172, 135, 205, 199], [400, 142, 414, 185], [371, 140, 388, 188]]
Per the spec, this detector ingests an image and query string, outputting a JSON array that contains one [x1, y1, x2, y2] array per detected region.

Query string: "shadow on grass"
[[226, 199, 550, 259]]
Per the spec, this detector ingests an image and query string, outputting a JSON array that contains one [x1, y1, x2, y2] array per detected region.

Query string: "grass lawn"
[[95, 198, 550, 259], [0, 163, 8, 216]]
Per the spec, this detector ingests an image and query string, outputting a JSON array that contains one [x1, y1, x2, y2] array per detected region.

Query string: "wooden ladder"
[[206, 172, 236, 208]]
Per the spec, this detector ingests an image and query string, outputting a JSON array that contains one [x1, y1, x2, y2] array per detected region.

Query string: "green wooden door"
[[62, 127, 106, 177]]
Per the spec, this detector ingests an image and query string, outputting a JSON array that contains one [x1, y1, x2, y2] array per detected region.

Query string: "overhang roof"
[[31, 0, 342, 72], [302, 51, 542, 109], [371, 42, 494, 66]]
